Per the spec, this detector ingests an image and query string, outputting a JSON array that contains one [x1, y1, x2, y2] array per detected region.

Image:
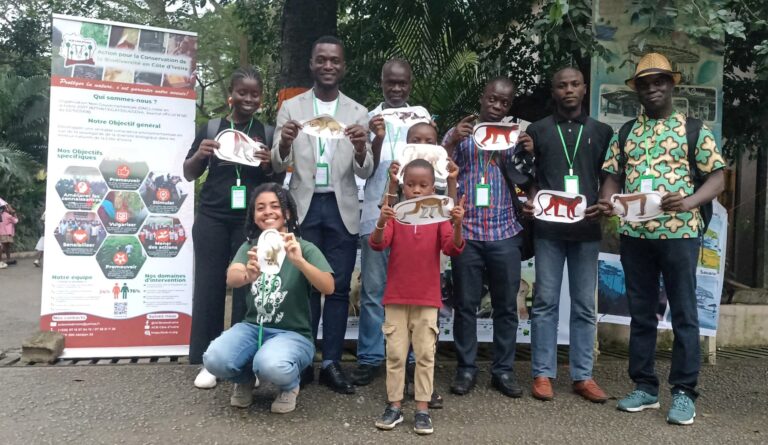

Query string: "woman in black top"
[[184, 66, 276, 388]]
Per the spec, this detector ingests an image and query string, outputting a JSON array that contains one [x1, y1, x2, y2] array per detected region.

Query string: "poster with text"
[[42, 15, 197, 358]]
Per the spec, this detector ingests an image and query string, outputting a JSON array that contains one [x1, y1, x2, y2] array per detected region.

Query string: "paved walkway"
[[1, 258, 767, 444]]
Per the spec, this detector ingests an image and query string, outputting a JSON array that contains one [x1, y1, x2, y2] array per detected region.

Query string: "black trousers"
[[188, 212, 248, 364]]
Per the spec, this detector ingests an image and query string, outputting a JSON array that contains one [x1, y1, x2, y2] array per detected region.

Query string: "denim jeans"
[[452, 235, 522, 375], [300, 193, 357, 364], [203, 323, 315, 391], [620, 235, 701, 399], [530, 237, 600, 381], [356, 235, 389, 366]]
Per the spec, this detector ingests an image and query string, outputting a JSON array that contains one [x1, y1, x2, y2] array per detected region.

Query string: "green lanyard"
[[475, 139, 496, 183], [230, 116, 254, 185], [556, 124, 583, 176], [311, 91, 340, 158], [384, 122, 402, 160]]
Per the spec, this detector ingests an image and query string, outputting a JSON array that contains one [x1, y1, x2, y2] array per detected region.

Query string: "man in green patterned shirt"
[[598, 53, 725, 426]]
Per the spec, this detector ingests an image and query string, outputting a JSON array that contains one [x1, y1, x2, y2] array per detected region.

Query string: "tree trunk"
[[277, 0, 337, 105]]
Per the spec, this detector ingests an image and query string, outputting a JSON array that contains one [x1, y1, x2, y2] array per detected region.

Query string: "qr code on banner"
[[114, 302, 128, 317]]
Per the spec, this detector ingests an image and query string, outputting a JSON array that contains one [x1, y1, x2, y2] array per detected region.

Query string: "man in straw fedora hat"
[[597, 52, 725, 425]]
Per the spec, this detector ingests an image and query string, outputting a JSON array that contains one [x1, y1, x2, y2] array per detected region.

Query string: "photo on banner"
[[42, 15, 197, 358]]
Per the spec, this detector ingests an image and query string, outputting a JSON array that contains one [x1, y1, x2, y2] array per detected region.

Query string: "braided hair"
[[244, 183, 301, 243], [229, 66, 263, 93]]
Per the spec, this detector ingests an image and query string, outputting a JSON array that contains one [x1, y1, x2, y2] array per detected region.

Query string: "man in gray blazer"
[[271, 35, 373, 394]]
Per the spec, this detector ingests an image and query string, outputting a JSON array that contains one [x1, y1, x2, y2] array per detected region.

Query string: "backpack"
[[617, 116, 711, 234]]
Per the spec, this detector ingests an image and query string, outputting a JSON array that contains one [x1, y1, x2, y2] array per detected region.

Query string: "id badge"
[[316, 163, 329, 187], [475, 183, 491, 207], [639, 175, 654, 193], [564, 175, 579, 194], [231, 186, 246, 209]]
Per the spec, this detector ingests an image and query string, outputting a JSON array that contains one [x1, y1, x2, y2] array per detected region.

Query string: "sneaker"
[[5, 259, 16, 265], [230, 379, 256, 408], [271, 386, 300, 413], [351, 363, 381, 386], [374, 405, 404, 430], [429, 391, 444, 409], [667, 392, 696, 425], [413, 411, 434, 435], [194, 368, 217, 389], [33, 259, 40, 267], [0, 262, 7, 269], [617, 389, 660, 412]]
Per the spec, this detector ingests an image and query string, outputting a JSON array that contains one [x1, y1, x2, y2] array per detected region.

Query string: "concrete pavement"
[[1, 258, 767, 444]]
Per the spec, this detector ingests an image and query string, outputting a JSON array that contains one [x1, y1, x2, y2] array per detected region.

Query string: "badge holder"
[[639, 175, 655, 193], [316, 163, 330, 187], [475, 178, 490, 207], [564, 172, 580, 194], [231, 179, 246, 209]]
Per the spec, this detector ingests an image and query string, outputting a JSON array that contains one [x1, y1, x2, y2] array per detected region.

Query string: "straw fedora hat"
[[625, 52, 682, 90]]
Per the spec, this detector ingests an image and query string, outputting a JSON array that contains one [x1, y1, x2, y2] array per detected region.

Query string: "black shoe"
[[450, 370, 476, 395], [413, 411, 434, 435], [351, 363, 381, 386], [405, 362, 415, 397], [319, 362, 355, 394], [428, 391, 444, 409], [374, 405, 403, 430], [6, 259, 16, 265], [300, 365, 314, 388], [491, 372, 523, 398]]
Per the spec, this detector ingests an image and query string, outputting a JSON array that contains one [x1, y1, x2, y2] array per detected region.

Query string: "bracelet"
[[375, 222, 386, 230], [385, 193, 397, 198]]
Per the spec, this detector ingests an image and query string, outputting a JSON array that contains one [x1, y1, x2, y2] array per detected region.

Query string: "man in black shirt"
[[522, 67, 613, 403]]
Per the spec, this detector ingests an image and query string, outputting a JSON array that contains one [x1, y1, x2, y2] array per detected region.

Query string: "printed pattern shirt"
[[602, 111, 725, 239]]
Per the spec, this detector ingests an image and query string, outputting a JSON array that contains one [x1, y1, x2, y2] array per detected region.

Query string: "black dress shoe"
[[491, 372, 523, 398], [351, 363, 381, 386], [450, 370, 477, 395], [300, 365, 314, 388], [319, 362, 355, 394]]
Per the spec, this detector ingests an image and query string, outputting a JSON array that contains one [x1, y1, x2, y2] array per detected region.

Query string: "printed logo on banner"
[[116, 165, 131, 178], [60, 34, 98, 67]]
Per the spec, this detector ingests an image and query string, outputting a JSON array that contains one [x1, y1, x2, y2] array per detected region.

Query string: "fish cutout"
[[473, 122, 521, 151], [300, 114, 347, 139], [393, 195, 454, 226], [611, 192, 664, 222], [533, 190, 587, 223], [395, 144, 450, 188], [214, 129, 266, 167], [380, 106, 431, 127], [255, 229, 286, 276]]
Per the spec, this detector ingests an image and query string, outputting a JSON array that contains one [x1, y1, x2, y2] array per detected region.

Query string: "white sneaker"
[[33, 259, 40, 267], [230, 379, 257, 408], [194, 368, 217, 389], [271, 386, 299, 413], [0, 262, 7, 269]]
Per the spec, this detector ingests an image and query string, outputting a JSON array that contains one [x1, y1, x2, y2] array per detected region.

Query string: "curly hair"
[[244, 183, 301, 243]]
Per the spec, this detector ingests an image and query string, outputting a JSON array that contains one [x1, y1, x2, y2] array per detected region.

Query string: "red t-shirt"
[[369, 219, 464, 308]]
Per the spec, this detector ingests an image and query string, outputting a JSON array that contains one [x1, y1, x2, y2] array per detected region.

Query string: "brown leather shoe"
[[573, 379, 608, 403], [531, 377, 553, 401]]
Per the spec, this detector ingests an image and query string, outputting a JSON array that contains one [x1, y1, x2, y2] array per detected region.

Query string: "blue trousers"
[[356, 234, 388, 366]]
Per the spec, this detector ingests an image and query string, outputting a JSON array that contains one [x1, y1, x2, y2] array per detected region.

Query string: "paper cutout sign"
[[255, 229, 286, 275], [380, 106, 431, 127], [393, 195, 454, 226], [533, 190, 587, 223], [611, 192, 664, 222], [214, 129, 267, 167], [396, 144, 450, 188], [473, 122, 521, 151], [300, 114, 347, 139]]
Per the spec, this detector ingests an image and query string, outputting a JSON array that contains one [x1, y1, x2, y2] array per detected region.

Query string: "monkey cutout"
[[612, 194, 647, 216], [402, 196, 451, 219], [479, 126, 513, 147], [609, 192, 663, 222], [536, 193, 583, 220], [473, 123, 520, 150], [394, 195, 455, 225]]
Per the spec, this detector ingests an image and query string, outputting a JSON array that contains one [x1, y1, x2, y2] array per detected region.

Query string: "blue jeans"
[[531, 238, 600, 381], [452, 236, 522, 375], [620, 235, 701, 399], [203, 323, 314, 391], [356, 235, 388, 366], [300, 193, 357, 364]]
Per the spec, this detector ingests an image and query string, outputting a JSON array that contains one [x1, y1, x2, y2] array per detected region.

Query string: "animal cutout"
[[214, 129, 267, 167], [256, 229, 286, 275], [473, 123, 521, 151], [394, 195, 455, 226], [610, 192, 663, 222], [533, 190, 587, 223], [395, 144, 450, 188], [380, 106, 431, 126], [300, 114, 347, 139]]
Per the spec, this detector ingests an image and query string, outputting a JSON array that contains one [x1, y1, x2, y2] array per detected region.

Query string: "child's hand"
[[377, 203, 396, 228], [281, 232, 304, 265], [245, 247, 262, 282], [451, 195, 466, 228], [446, 159, 459, 181], [368, 115, 386, 139], [388, 161, 401, 185]]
